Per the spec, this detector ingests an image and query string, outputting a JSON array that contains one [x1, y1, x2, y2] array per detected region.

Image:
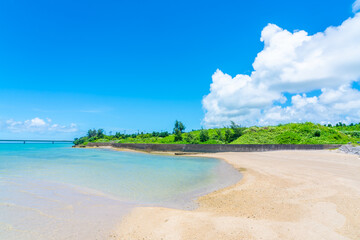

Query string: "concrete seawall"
[[84, 142, 342, 153]]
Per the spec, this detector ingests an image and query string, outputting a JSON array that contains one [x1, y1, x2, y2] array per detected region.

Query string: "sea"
[[0, 143, 241, 239]]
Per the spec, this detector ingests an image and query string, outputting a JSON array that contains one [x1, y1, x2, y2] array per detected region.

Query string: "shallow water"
[[0, 144, 241, 239]]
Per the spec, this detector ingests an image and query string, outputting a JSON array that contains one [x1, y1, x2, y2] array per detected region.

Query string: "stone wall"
[[85, 142, 341, 153]]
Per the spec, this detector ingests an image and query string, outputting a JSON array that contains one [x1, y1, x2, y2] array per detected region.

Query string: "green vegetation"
[[199, 129, 209, 142], [231, 122, 357, 144], [74, 121, 360, 146], [173, 120, 185, 141]]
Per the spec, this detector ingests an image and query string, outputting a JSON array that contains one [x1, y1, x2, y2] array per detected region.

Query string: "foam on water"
[[0, 144, 242, 239]]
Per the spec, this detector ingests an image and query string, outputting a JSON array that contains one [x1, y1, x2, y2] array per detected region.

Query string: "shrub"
[[174, 129, 182, 141], [230, 121, 246, 141], [185, 132, 197, 144], [74, 137, 87, 145], [152, 131, 170, 137], [202, 139, 224, 144], [342, 131, 360, 138], [88, 136, 97, 142], [314, 130, 321, 137], [275, 132, 301, 144], [214, 129, 224, 141], [199, 129, 209, 142], [159, 131, 170, 137], [224, 128, 232, 143], [114, 132, 123, 138]]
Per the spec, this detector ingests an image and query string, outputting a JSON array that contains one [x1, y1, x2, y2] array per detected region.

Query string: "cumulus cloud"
[[202, 10, 360, 127], [4, 117, 78, 133]]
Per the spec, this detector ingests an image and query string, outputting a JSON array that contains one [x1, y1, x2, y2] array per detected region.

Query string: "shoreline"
[[75, 145, 244, 210], [111, 149, 360, 240], [77, 142, 342, 153], [74, 145, 200, 156], [2, 145, 243, 240]]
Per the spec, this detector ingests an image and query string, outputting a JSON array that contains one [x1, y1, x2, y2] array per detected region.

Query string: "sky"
[[0, 0, 359, 139]]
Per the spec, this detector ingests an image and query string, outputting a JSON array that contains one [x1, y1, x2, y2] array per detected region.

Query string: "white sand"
[[112, 150, 360, 240]]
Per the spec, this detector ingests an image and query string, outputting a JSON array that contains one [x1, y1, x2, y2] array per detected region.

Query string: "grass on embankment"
[[75, 122, 360, 145], [232, 123, 356, 144]]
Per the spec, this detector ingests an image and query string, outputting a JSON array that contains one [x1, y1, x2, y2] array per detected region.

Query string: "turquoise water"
[[0, 144, 241, 239]]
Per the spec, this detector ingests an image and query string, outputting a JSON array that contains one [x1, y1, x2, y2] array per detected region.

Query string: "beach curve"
[[112, 150, 360, 240]]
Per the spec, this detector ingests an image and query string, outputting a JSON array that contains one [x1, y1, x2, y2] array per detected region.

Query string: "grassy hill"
[[232, 123, 356, 144], [74, 122, 360, 145]]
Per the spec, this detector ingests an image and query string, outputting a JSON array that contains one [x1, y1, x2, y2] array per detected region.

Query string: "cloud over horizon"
[[2, 117, 78, 134], [202, 8, 360, 127]]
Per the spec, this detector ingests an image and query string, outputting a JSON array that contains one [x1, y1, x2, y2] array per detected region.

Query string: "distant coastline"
[[74, 122, 360, 147]]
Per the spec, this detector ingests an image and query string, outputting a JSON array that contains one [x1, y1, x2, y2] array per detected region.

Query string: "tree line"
[[74, 120, 246, 145], [74, 120, 360, 145]]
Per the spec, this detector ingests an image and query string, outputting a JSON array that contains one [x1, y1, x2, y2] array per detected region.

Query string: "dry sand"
[[112, 150, 360, 240]]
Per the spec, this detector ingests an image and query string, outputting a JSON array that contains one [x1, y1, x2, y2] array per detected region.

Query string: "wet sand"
[[113, 150, 360, 240]]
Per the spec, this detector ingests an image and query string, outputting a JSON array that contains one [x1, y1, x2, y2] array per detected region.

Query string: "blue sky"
[[0, 0, 358, 139]]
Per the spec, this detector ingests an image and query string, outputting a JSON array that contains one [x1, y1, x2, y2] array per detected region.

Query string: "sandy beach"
[[113, 150, 360, 240]]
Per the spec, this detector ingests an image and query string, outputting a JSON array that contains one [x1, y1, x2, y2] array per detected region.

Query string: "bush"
[[199, 129, 209, 142], [114, 132, 123, 138], [314, 130, 321, 137], [152, 131, 170, 137], [275, 131, 301, 144], [342, 131, 360, 138], [88, 136, 97, 142], [214, 129, 224, 141], [159, 131, 170, 137], [74, 137, 87, 145], [202, 139, 224, 144], [229, 121, 246, 142], [225, 128, 232, 143], [185, 133, 197, 144], [174, 129, 182, 141]]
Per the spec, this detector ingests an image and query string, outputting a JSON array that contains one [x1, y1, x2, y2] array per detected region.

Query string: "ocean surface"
[[0, 143, 242, 239]]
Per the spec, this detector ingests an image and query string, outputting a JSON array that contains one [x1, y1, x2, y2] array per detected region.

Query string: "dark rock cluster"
[[339, 144, 360, 155]]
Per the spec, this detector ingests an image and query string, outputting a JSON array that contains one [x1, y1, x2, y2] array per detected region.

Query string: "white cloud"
[[353, 0, 360, 13], [202, 12, 360, 127], [4, 117, 78, 133], [258, 85, 360, 126]]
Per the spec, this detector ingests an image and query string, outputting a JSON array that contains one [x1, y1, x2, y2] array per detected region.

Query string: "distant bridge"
[[0, 140, 74, 144]]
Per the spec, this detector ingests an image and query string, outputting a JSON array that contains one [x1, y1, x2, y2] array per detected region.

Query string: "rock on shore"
[[339, 144, 360, 155]]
